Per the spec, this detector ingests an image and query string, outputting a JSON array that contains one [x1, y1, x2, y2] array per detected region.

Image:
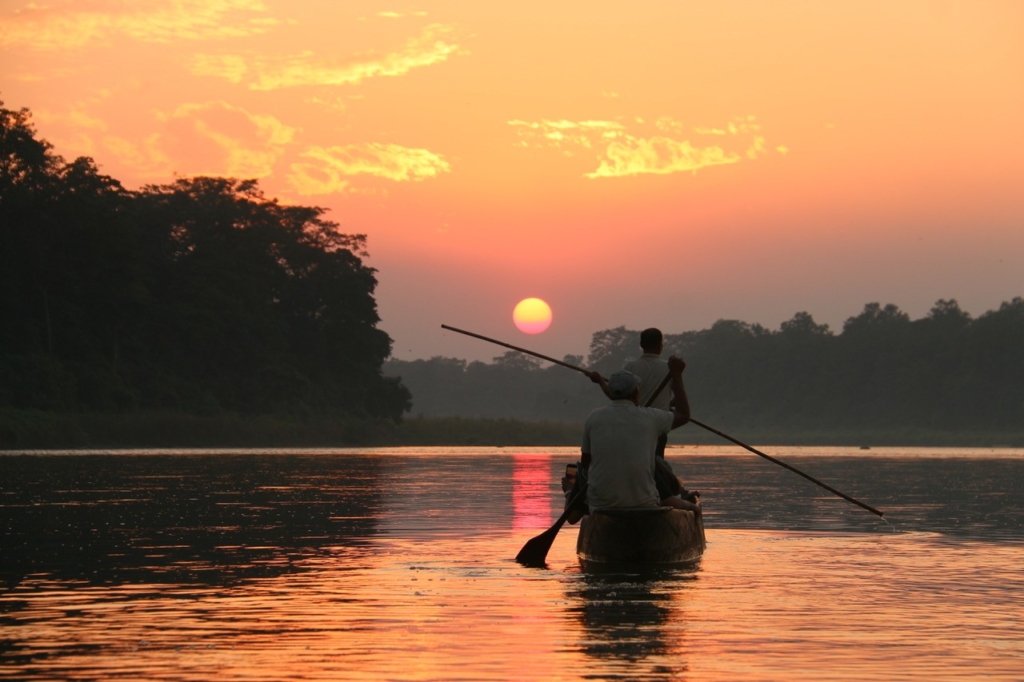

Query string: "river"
[[1, 446, 1022, 680]]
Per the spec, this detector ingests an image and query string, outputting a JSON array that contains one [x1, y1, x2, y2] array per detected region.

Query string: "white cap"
[[607, 370, 640, 399]]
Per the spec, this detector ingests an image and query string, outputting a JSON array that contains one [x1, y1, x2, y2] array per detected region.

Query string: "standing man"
[[580, 359, 698, 514], [614, 327, 697, 502], [625, 328, 675, 413]]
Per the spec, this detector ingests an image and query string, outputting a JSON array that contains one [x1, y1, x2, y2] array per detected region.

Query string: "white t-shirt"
[[624, 353, 671, 410], [582, 400, 674, 510]]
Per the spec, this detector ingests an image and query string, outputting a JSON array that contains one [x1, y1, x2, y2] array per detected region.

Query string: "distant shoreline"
[[2, 409, 1021, 450]]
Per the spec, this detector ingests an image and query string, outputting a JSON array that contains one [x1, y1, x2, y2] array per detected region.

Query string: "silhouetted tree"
[[586, 326, 636, 374], [0, 101, 409, 420]]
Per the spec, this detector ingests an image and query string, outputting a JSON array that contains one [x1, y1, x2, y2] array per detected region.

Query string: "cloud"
[[288, 143, 450, 195], [746, 136, 767, 160], [31, 94, 120, 158], [508, 119, 625, 149], [510, 114, 782, 178], [34, 105, 108, 132], [95, 101, 295, 180], [191, 54, 250, 83], [586, 137, 740, 178], [694, 127, 728, 136], [0, 0, 275, 50], [655, 117, 687, 134], [157, 101, 296, 178], [374, 10, 428, 18], [192, 23, 462, 90], [306, 95, 349, 113], [103, 133, 171, 177]]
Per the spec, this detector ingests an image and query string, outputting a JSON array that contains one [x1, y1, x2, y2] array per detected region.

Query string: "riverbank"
[[0, 409, 580, 449], [2, 409, 1022, 450]]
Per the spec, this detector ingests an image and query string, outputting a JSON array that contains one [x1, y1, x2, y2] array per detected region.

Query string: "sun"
[[513, 298, 552, 334]]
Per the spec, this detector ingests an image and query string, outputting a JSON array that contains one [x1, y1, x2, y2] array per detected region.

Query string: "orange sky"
[[2, 0, 1022, 362]]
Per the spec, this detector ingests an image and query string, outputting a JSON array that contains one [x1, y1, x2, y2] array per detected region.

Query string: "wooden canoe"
[[576, 505, 705, 566]]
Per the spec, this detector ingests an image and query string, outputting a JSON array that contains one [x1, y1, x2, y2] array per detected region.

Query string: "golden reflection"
[[511, 453, 554, 530]]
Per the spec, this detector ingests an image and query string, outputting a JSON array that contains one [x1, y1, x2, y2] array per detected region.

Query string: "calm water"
[[1, 446, 1023, 681]]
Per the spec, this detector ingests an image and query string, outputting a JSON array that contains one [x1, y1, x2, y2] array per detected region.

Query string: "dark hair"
[[639, 328, 663, 351]]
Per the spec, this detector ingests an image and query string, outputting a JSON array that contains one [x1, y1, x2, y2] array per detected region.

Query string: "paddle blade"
[[515, 526, 561, 567], [515, 484, 585, 567]]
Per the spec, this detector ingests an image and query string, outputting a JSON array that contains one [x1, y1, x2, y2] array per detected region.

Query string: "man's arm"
[[584, 370, 613, 399], [667, 356, 691, 430]]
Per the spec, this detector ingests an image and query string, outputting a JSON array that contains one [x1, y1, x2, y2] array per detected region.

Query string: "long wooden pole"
[[441, 324, 581, 371], [687, 418, 884, 517], [442, 323, 884, 518]]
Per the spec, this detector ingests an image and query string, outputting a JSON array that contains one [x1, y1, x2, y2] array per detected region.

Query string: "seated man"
[[578, 358, 699, 516]]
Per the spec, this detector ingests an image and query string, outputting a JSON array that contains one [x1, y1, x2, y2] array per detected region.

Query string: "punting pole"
[[441, 324, 582, 371], [441, 323, 885, 519], [687, 418, 884, 517]]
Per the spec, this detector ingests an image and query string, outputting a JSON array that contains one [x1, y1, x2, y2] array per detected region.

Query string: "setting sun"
[[513, 298, 552, 334], [1, 0, 1020, 361]]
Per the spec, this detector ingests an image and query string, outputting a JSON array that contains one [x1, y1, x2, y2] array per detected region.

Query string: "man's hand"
[[667, 355, 691, 428], [586, 370, 614, 400]]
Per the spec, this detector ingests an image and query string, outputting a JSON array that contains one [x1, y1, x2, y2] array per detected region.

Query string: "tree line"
[[0, 102, 410, 420], [385, 298, 1024, 437], [4, 100, 1020, 441]]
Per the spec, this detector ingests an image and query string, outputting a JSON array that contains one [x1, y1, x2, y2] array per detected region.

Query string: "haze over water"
[[2, 446, 1022, 680]]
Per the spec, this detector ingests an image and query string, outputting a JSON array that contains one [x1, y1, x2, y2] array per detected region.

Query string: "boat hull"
[[576, 506, 705, 565]]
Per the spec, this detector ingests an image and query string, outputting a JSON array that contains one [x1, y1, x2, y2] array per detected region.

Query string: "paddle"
[[442, 324, 885, 521], [515, 484, 588, 567]]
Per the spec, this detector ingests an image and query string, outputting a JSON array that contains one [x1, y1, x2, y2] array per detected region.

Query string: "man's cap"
[[607, 370, 641, 399]]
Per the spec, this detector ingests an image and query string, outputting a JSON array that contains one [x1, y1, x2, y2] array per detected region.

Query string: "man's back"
[[582, 401, 671, 510], [624, 354, 671, 410]]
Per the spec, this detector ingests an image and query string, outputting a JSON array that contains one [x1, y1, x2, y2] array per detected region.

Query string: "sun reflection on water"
[[512, 453, 555, 530]]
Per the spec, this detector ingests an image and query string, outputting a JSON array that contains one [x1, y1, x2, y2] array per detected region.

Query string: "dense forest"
[[385, 299, 1024, 440], [0, 102, 409, 421]]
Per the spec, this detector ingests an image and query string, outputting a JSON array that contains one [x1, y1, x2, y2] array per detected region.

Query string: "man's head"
[[607, 370, 641, 402], [640, 327, 663, 354]]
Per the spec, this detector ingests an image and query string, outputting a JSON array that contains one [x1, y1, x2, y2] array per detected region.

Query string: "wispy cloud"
[[368, 10, 428, 19], [33, 102, 111, 159], [103, 133, 171, 177], [508, 119, 625, 149], [158, 101, 296, 178], [694, 118, 761, 138], [510, 114, 784, 178], [192, 54, 250, 83], [95, 101, 295, 179], [34, 104, 109, 133], [289, 143, 450, 195], [587, 137, 739, 178], [0, 0, 275, 51], [192, 23, 462, 90]]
